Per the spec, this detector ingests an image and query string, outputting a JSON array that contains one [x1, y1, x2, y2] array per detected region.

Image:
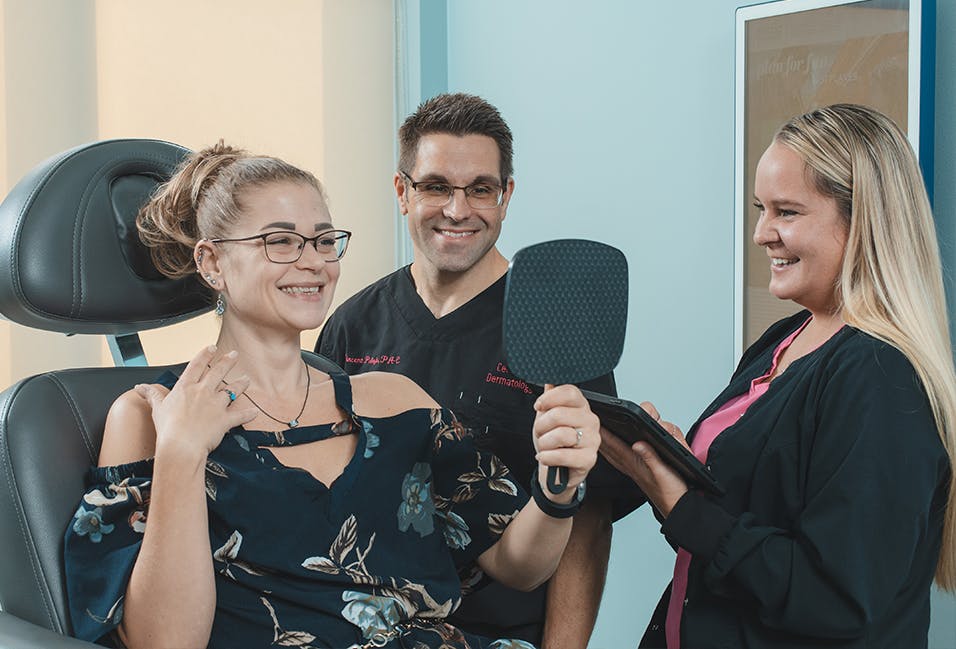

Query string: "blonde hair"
[[776, 103, 956, 590], [137, 141, 325, 279]]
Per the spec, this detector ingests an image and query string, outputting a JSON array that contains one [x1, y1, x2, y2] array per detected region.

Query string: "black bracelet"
[[530, 471, 585, 519]]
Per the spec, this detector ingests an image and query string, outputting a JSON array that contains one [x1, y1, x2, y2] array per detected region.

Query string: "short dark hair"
[[398, 93, 514, 182]]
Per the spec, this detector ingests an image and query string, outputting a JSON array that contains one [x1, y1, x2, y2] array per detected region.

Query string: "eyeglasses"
[[210, 229, 352, 264], [401, 172, 504, 209]]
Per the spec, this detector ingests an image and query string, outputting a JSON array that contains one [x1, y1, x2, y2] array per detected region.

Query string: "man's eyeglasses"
[[210, 230, 352, 264], [401, 172, 504, 209]]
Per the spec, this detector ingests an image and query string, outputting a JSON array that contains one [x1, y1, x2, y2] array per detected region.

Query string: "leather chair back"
[[0, 139, 197, 636], [0, 139, 201, 334]]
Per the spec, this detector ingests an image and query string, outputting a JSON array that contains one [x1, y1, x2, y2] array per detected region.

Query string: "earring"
[[203, 274, 217, 286], [215, 293, 226, 316], [197, 249, 205, 264]]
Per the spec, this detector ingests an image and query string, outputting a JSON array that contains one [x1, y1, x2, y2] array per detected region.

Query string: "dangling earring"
[[215, 293, 226, 316]]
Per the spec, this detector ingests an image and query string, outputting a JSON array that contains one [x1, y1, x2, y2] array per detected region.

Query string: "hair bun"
[[187, 140, 247, 210], [135, 140, 323, 282], [136, 140, 248, 279]]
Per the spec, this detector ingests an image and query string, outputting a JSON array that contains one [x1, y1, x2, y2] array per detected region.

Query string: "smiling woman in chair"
[[62, 143, 600, 649]]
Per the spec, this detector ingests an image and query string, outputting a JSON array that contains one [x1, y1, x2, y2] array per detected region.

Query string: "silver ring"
[[575, 428, 583, 447], [225, 389, 237, 402]]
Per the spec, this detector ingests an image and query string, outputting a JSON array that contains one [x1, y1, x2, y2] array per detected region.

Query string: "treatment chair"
[[0, 138, 198, 647], [0, 138, 355, 648]]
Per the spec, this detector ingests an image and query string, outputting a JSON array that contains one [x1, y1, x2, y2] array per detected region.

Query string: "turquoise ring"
[[226, 389, 237, 402]]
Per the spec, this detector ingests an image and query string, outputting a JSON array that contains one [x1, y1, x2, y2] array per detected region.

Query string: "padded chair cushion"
[[0, 366, 182, 633], [0, 139, 209, 335]]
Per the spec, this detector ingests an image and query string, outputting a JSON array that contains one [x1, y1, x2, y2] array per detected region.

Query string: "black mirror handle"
[[547, 466, 569, 494]]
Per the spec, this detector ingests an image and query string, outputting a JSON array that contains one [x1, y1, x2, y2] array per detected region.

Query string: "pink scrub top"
[[665, 317, 819, 649]]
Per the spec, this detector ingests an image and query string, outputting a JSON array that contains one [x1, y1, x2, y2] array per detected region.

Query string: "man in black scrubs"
[[316, 93, 634, 647]]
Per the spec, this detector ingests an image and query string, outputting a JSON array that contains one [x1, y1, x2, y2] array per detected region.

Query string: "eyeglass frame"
[[208, 229, 352, 264], [400, 171, 506, 209]]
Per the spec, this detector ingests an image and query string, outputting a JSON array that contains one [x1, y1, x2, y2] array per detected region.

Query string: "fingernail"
[[226, 350, 238, 358], [207, 345, 217, 353]]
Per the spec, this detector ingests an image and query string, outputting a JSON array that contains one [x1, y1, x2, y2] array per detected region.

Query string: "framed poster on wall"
[[734, 0, 935, 358]]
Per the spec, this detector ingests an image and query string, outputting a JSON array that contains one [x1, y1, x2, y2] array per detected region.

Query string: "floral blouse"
[[64, 369, 536, 649]]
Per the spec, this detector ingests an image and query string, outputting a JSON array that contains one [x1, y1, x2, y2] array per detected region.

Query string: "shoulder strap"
[[301, 350, 353, 414]]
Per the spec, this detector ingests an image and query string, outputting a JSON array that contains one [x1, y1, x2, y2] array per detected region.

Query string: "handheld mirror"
[[503, 239, 628, 493]]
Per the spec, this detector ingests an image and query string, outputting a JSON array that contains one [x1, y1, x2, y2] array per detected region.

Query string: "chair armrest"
[[0, 612, 98, 648]]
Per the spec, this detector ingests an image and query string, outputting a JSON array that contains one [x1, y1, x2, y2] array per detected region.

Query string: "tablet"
[[581, 389, 725, 496]]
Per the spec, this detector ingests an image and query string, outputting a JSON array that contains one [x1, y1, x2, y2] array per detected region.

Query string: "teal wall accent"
[[419, 0, 447, 99], [933, 6, 956, 643], [406, 1, 956, 645], [936, 2, 956, 355]]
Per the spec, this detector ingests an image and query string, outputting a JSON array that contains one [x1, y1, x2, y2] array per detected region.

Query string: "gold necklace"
[[225, 364, 311, 429]]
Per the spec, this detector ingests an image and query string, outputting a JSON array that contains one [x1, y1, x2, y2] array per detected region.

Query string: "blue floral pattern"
[[398, 462, 436, 537], [363, 419, 380, 459], [439, 510, 472, 550], [233, 433, 250, 452], [71, 506, 114, 543], [490, 640, 538, 649], [341, 590, 403, 639], [63, 369, 532, 649]]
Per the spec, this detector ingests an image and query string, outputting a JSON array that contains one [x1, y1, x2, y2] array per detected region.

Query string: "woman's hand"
[[134, 346, 258, 459], [478, 385, 599, 591], [598, 401, 689, 517], [532, 384, 600, 502]]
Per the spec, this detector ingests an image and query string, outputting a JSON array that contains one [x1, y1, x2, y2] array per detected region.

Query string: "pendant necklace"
[[226, 363, 311, 429]]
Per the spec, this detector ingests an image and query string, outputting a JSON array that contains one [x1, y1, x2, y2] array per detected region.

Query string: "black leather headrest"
[[0, 139, 211, 335]]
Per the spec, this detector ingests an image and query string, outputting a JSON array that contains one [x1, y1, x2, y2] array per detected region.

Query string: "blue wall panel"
[[423, 1, 956, 645]]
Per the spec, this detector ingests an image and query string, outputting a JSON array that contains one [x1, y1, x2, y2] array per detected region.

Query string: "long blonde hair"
[[776, 103, 956, 590]]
